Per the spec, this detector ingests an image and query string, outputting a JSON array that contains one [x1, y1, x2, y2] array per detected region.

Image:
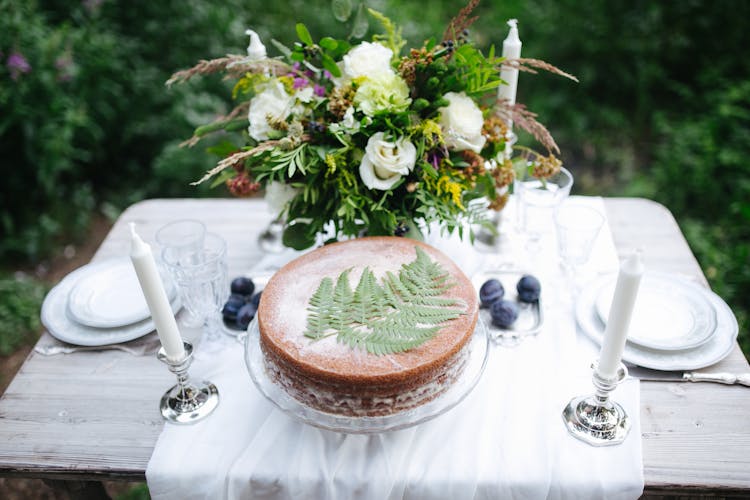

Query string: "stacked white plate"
[[41, 259, 181, 346], [576, 272, 738, 370]]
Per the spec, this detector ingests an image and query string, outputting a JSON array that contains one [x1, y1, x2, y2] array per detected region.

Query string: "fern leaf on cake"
[[303, 246, 467, 354]]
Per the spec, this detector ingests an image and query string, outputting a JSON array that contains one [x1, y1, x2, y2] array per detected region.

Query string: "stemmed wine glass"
[[156, 220, 206, 327], [514, 167, 574, 253], [162, 232, 229, 342], [554, 201, 604, 295]]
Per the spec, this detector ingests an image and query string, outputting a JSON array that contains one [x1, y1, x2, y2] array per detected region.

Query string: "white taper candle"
[[498, 19, 522, 118], [597, 250, 645, 379], [129, 223, 185, 362]]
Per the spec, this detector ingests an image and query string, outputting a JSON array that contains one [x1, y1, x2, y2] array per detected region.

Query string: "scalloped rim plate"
[[67, 259, 177, 328], [594, 273, 717, 351], [576, 273, 737, 370], [42, 261, 181, 346]]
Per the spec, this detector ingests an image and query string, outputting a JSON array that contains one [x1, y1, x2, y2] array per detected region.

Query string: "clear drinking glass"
[[162, 232, 229, 341], [155, 220, 206, 266], [515, 167, 574, 252], [554, 202, 604, 291]]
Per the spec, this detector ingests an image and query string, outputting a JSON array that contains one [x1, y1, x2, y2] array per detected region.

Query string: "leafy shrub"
[[0, 274, 46, 355], [0, 0, 230, 263], [646, 82, 750, 352], [116, 483, 150, 500]]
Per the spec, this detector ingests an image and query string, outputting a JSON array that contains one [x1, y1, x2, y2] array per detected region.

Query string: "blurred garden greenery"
[[1, 0, 748, 355]]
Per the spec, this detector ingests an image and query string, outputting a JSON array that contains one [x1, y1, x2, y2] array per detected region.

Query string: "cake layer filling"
[[262, 341, 471, 417]]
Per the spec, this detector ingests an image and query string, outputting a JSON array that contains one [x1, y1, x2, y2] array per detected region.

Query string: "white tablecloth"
[[147, 196, 643, 499]]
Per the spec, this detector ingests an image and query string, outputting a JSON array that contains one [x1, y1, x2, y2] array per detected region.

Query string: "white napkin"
[[34, 331, 162, 356], [147, 196, 643, 499]]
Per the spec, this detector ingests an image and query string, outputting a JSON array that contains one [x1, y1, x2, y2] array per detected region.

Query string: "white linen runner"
[[147, 196, 643, 499]]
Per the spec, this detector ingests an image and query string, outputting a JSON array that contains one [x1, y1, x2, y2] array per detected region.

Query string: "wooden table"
[[1, 198, 748, 498]]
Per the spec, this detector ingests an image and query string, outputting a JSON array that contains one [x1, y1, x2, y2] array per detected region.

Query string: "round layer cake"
[[257, 236, 478, 417]]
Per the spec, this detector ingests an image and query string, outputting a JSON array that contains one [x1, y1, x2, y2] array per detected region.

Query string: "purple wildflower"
[[323, 70, 333, 80], [427, 148, 447, 170], [313, 84, 326, 97], [292, 77, 308, 89], [7, 52, 31, 80]]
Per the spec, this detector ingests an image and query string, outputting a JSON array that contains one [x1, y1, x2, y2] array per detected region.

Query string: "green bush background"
[[1, 0, 748, 355]]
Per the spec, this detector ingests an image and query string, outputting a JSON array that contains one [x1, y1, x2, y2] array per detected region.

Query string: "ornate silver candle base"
[[157, 342, 219, 424], [562, 362, 630, 446]]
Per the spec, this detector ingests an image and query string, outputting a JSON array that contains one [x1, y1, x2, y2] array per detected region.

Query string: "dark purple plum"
[[490, 300, 519, 328], [230, 276, 255, 296], [516, 275, 541, 303], [221, 295, 245, 321], [235, 303, 258, 330], [479, 279, 505, 307]]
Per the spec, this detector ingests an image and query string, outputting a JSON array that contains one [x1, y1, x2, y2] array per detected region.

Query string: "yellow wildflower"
[[419, 119, 444, 148], [277, 75, 295, 95], [232, 73, 255, 99], [437, 175, 465, 210], [325, 154, 337, 175]]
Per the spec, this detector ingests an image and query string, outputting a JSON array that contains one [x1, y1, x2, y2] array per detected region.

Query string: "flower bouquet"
[[168, 1, 575, 250]]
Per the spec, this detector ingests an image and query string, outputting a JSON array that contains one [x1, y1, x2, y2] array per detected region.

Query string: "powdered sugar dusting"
[[258, 237, 478, 378]]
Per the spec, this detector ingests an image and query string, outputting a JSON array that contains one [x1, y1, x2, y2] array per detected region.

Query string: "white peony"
[[354, 72, 411, 116], [359, 132, 417, 190], [439, 92, 487, 153], [265, 181, 299, 214], [342, 41, 394, 80], [247, 82, 293, 142]]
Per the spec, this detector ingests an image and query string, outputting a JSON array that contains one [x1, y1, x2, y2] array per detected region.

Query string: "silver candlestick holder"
[[562, 361, 631, 446], [157, 341, 219, 424]]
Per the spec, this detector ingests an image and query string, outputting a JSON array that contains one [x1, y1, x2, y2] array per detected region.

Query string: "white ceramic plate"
[[67, 259, 176, 328], [42, 263, 181, 346], [594, 273, 717, 351], [576, 273, 737, 370]]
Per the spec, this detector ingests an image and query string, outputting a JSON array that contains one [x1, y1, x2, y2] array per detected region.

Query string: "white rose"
[[247, 82, 293, 141], [342, 42, 394, 80], [265, 181, 299, 214], [359, 132, 417, 190], [439, 91, 487, 153]]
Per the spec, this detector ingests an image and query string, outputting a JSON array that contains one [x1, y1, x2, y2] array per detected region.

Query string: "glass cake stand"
[[244, 318, 490, 434]]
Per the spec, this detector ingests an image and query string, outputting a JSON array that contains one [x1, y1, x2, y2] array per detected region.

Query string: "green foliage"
[[641, 82, 750, 354], [448, 43, 502, 97], [0, 0, 229, 263], [115, 483, 151, 500], [0, 275, 46, 355], [368, 9, 405, 57], [304, 247, 466, 354]]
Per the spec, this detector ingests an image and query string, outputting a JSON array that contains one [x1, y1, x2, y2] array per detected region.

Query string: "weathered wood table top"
[[1, 198, 748, 497]]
